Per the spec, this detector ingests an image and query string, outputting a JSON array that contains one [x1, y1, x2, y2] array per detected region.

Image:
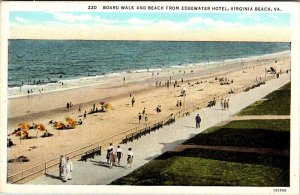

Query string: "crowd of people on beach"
[[176, 100, 183, 108], [155, 77, 185, 88], [25, 88, 45, 95], [137, 107, 148, 123], [87, 104, 107, 114], [216, 77, 233, 85]]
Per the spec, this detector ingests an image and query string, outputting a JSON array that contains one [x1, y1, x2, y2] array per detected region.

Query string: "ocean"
[[8, 40, 290, 96]]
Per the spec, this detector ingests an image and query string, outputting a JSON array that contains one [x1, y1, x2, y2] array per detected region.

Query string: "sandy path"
[[29, 71, 291, 185]]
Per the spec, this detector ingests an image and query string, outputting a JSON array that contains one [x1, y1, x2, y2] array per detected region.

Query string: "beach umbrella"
[[54, 122, 66, 129], [65, 116, 74, 122], [66, 117, 76, 128], [35, 123, 46, 137], [65, 116, 76, 129], [18, 123, 31, 130], [15, 129, 29, 145], [104, 103, 113, 110], [15, 130, 28, 138], [36, 123, 46, 131], [65, 117, 75, 124]]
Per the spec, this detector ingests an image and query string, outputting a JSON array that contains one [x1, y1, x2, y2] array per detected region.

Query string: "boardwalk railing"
[[7, 73, 282, 184]]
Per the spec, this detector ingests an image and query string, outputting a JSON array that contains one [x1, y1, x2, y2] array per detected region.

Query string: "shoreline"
[[7, 51, 290, 120], [8, 50, 290, 99]]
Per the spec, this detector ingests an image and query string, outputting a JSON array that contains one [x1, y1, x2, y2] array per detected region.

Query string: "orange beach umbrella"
[[65, 116, 75, 124], [65, 117, 76, 128], [54, 122, 66, 129], [15, 130, 28, 138], [18, 123, 31, 130], [36, 123, 46, 131]]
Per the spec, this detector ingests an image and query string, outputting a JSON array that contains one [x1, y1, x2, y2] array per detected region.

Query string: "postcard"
[[0, 1, 299, 194]]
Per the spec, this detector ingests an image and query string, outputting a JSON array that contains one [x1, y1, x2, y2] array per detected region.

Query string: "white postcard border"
[[0, 1, 299, 194]]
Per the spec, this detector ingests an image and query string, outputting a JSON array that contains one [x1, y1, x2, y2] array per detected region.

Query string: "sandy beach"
[[7, 51, 291, 177], [29, 72, 291, 185]]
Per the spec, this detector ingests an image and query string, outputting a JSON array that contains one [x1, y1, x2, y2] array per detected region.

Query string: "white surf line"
[[29, 73, 290, 185]]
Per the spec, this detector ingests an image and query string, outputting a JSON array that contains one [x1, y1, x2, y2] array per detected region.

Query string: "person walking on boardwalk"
[[116, 145, 123, 167], [108, 149, 115, 168], [195, 114, 201, 128], [59, 155, 67, 181], [170, 113, 175, 124], [226, 99, 230, 109], [138, 113, 142, 123], [64, 157, 73, 182], [213, 98, 216, 107], [106, 143, 114, 164], [127, 148, 134, 168], [224, 100, 227, 110], [220, 99, 224, 110]]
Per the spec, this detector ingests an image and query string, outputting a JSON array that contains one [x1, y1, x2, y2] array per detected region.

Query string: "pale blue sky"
[[9, 12, 291, 41], [10, 12, 290, 27]]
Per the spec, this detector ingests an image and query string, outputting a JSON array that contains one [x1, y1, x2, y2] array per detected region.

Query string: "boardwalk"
[[30, 73, 290, 185]]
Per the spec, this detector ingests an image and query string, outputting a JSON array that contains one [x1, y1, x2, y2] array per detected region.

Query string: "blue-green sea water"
[[8, 40, 290, 89]]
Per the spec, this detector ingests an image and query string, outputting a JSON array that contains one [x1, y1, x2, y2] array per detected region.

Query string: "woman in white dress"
[[64, 157, 73, 182]]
